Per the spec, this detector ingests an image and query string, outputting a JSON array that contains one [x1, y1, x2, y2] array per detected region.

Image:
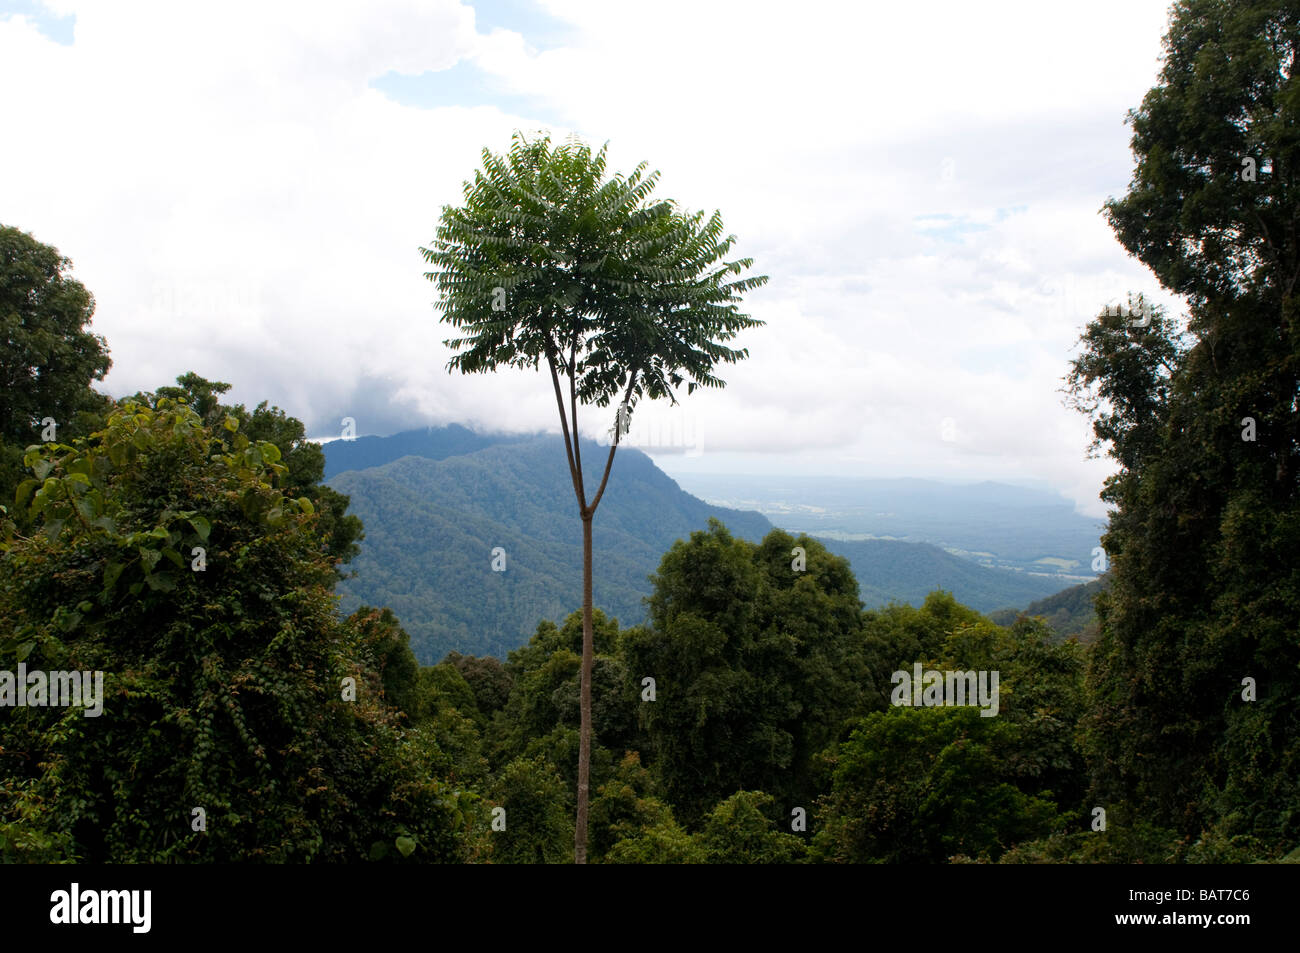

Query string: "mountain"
[[988, 576, 1109, 641], [326, 428, 773, 663], [819, 537, 1075, 615], [321, 423, 535, 480], [671, 472, 1106, 578], [324, 427, 1081, 663]]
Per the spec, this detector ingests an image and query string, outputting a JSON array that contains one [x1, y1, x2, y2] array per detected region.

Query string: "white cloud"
[[0, 0, 1181, 519]]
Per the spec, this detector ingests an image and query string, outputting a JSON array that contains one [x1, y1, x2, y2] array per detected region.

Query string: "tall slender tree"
[[423, 131, 766, 862]]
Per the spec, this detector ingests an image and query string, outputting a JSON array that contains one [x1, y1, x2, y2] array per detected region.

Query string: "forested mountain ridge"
[[322, 423, 535, 479], [324, 427, 1077, 661], [989, 577, 1108, 641], [326, 431, 774, 662]]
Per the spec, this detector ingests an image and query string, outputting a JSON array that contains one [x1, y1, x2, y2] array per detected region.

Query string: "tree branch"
[[569, 325, 584, 505], [544, 338, 585, 511], [588, 366, 640, 514]]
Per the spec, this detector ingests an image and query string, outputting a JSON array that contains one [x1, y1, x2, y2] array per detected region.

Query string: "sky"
[[0, 0, 1183, 518]]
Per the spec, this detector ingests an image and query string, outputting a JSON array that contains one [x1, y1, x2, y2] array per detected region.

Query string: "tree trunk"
[[575, 511, 594, 864]]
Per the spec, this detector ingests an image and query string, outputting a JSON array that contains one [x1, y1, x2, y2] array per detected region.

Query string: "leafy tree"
[[0, 399, 467, 861], [488, 610, 634, 803], [487, 756, 573, 863], [443, 651, 513, 719], [814, 613, 1087, 863], [132, 372, 363, 572], [1069, 0, 1300, 850], [0, 224, 112, 506], [860, 591, 989, 712], [812, 708, 1059, 864], [347, 605, 422, 715], [601, 811, 703, 865], [624, 521, 867, 822], [588, 751, 663, 861], [425, 131, 767, 861], [698, 791, 806, 864]]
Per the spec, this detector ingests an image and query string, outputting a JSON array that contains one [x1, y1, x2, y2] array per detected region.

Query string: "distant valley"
[[669, 472, 1106, 579]]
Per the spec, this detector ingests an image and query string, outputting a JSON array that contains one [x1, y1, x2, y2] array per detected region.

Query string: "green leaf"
[[92, 515, 117, 535], [32, 459, 53, 481], [162, 547, 184, 569], [76, 497, 98, 524], [187, 516, 211, 541], [103, 561, 125, 591], [259, 442, 281, 464], [15, 641, 35, 662], [14, 479, 38, 510], [139, 547, 161, 573], [223, 415, 239, 432], [395, 835, 416, 858], [145, 572, 176, 592], [43, 519, 64, 543], [296, 497, 314, 515]]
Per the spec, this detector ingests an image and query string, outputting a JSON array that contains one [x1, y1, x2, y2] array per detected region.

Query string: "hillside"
[[321, 423, 535, 479], [327, 431, 773, 662], [324, 427, 1081, 662], [988, 576, 1108, 641]]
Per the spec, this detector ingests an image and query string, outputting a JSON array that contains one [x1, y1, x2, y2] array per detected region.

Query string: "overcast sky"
[[0, 0, 1182, 517]]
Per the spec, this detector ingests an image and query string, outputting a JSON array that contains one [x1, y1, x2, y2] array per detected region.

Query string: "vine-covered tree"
[[424, 131, 767, 862], [129, 372, 364, 572], [0, 400, 468, 861], [1069, 0, 1300, 852]]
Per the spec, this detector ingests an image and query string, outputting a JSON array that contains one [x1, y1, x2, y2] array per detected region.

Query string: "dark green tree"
[[0, 225, 112, 507], [488, 610, 634, 801], [623, 521, 867, 823], [487, 756, 573, 863], [424, 131, 766, 861], [1069, 0, 1300, 852]]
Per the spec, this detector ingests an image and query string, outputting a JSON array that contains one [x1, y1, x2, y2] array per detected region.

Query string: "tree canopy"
[[0, 224, 112, 507]]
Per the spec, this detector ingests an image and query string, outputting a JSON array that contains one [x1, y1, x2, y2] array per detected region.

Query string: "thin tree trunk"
[[575, 510, 594, 864]]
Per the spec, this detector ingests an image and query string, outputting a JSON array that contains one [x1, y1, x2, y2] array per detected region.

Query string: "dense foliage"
[[0, 400, 468, 861], [1066, 0, 1300, 857]]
